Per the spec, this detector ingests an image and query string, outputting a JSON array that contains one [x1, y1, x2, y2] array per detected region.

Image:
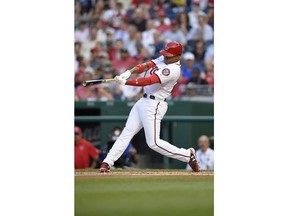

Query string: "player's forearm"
[[126, 73, 160, 86], [90, 156, 99, 169], [129, 61, 155, 74], [90, 161, 97, 169]]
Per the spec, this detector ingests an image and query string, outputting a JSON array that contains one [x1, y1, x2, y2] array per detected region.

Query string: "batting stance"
[[100, 41, 199, 172]]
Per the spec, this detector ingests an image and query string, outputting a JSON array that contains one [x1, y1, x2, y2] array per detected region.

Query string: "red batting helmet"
[[160, 41, 183, 57]]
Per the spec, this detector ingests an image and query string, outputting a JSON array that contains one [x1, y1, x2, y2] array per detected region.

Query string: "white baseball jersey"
[[143, 56, 181, 100], [103, 55, 192, 168]]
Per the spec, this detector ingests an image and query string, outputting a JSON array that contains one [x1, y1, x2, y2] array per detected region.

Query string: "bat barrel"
[[82, 79, 107, 87]]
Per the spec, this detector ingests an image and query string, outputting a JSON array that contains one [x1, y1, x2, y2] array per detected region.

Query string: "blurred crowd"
[[74, 0, 214, 101]]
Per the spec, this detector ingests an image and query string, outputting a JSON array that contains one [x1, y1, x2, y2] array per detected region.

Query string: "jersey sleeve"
[[154, 66, 176, 84], [151, 56, 164, 65]]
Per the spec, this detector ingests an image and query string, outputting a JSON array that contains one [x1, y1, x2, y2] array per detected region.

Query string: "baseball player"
[[99, 41, 200, 172]]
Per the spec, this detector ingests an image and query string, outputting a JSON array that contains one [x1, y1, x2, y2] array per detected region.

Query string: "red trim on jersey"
[[153, 102, 190, 159], [154, 73, 162, 84], [126, 73, 160, 86]]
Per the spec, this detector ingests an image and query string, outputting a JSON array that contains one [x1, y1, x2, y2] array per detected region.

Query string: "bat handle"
[[105, 78, 116, 83]]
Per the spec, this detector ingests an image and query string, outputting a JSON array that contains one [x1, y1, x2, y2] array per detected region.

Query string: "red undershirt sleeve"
[[126, 73, 161, 86], [136, 61, 155, 74]]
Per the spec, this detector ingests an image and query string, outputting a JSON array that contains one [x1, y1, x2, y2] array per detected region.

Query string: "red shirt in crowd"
[[131, 0, 152, 7], [155, 24, 171, 33], [75, 138, 99, 169]]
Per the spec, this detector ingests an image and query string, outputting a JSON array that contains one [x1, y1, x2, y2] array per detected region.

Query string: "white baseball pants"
[[103, 97, 191, 167]]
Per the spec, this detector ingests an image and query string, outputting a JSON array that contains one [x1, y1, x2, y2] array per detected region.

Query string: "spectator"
[[129, 8, 147, 32], [88, 0, 105, 20], [163, 20, 187, 46], [187, 11, 213, 42], [109, 39, 124, 61], [142, 19, 157, 56], [112, 48, 137, 74], [177, 12, 191, 36], [182, 52, 196, 79], [193, 39, 206, 71], [75, 1, 84, 21], [88, 49, 108, 77], [135, 54, 146, 64], [75, 126, 100, 169], [186, 135, 214, 170], [204, 42, 214, 69], [102, 0, 118, 21], [75, 42, 82, 72], [151, 1, 165, 14], [100, 127, 139, 168], [171, 0, 186, 7], [81, 27, 99, 59], [188, 0, 201, 29], [114, 19, 130, 42], [96, 85, 115, 101], [106, 29, 116, 47], [89, 47, 101, 69], [96, 51, 110, 69], [131, 0, 152, 9], [207, 4, 214, 29], [110, 1, 126, 29], [125, 25, 138, 57], [204, 61, 214, 87], [75, 42, 82, 58], [154, 10, 171, 33], [198, 0, 209, 11], [152, 30, 165, 58], [95, 20, 115, 45], [181, 82, 198, 99], [188, 67, 208, 85], [135, 36, 150, 58], [77, 0, 92, 14], [75, 21, 90, 43]]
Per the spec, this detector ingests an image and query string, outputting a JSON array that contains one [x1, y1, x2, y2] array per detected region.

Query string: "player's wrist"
[[120, 70, 131, 80], [115, 76, 127, 85]]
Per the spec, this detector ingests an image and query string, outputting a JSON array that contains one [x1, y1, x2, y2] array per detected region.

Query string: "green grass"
[[75, 172, 214, 216]]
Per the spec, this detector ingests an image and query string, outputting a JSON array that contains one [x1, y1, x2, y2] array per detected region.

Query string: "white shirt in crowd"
[[75, 28, 90, 43], [142, 29, 157, 56], [187, 24, 214, 42], [188, 11, 199, 29]]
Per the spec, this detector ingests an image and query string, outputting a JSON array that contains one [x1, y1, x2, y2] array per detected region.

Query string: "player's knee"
[[121, 127, 135, 137], [146, 139, 159, 150]]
